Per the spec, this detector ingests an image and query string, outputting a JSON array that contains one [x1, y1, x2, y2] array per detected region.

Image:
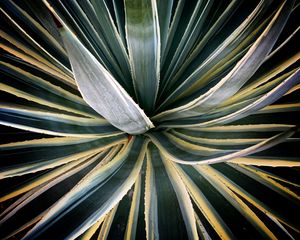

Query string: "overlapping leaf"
[[0, 0, 299, 239]]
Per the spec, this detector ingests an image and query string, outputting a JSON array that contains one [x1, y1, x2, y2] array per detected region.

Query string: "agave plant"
[[0, 0, 299, 239]]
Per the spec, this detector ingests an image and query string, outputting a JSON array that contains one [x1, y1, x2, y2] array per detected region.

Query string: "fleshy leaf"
[[61, 29, 154, 134]]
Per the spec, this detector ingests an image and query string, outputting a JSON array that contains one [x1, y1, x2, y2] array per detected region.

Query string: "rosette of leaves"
[[0, 0, 299, 239]]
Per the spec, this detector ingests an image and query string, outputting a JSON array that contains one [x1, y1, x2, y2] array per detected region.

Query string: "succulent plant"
[[0, 0, 299, 239]]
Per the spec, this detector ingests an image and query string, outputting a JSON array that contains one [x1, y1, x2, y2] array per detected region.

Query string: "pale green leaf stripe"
[[0, 104, 106, 126], [112, 0, 126, 45], [0, 61, 85, 106], [228, 157, 300, 167], [0, 137, 99, 150], [265, 215, 296, 239], [98, 206, 119, 240], [187, 69, 300, 128], [161, 155, 198, 240], [4, 0, 66, 58], [202, 165, 300, 233], [195, 214, 212, 240], [157, 0, 173, 60], [162, 0, 185, 66], [185, 124, 296, 132], [196, 70, 296, 119], [257, 103, 300, 114], [175, 165, 233, 239], [0, 135, 126, 178], [0, 151, 108, 203], [90, 0, 132, 79], [0, 188, 47, 229], [0, 152, 104, 224], [1, 211, 45, 240], [236, 167, 300, 188], [266, 25, 300, 60], [171, 125, 298, 144], [0, 147, 122, 231], [160, 69, 300, 128], [44, 0, 129, 82], [286, 83, 300, 95], [196, 165, 277, 239], [145, 149, 159, 240], [155, 0, 270, 112], [172, 0, 241, 85], [0, 38, 75, 87], [163, 0, 214, 89], [222, 53, 300, 106], [155, 0, 293, 120], [81, 216, 104, 240], [0, 151, 111, 238], [0, 5, 70, 76], [217, 69, 297, 112], [22, 136, 148, 239], [148, 128, 296, 165], [124, 174, 142, 240], [125, 0, 160, 113], [61, 0, 132, 91], [170, 130, 265, 146], [0, 103, 105, 126], [0, 82, 96, 119], [227, 164, 300, 202], [26, 0, 63, 47], [61, 28, 154, 134], [165, 132, 225, 155], [0, 104, 120, 137], [182, 0, 290, 115], [145, 144, 198, 239]]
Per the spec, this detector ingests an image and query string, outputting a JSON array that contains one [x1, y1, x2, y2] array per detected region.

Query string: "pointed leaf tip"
[[61, 28, 154, 134]]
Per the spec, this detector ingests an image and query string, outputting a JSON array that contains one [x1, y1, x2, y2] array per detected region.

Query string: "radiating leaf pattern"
[[0, 0, 299, 239]]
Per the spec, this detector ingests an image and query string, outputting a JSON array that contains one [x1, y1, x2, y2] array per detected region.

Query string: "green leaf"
[[157, 0, 173, 61], [124, 174, 142, 239], [112, 0, 126, 46], [227, 164, 300, 203], [0, 134, 126, 178], [199, 69, 300, 127], [80, 216, 105, 240], [0, 36, 75, 87], [0, 61, 95, 118], [22, 136, 147, 239], [0, 149, 115, 202], [155, 0, 271, 112], [44, 0, 129, 86], [0, 1, 71, 76], [124, 0, 160, 113], [161, 0, 185, 66], [0, 1, 299, 239], [161, 68, 300, 128], [155, 0, 293, 120], [89, 0, 132, 85], [0, 104, 120, 137], [98, 205, 119, 239], [175, 164, 234, 239], [195, 165, 278, 239], [170, 0, 241, 88], [61, 28, 154, 134], [148, 128, 296, 165], [0, 151, 104, 240], [162, 0, 214, 91], [145, 144, 198, 239], [209, 163, 300, 234]]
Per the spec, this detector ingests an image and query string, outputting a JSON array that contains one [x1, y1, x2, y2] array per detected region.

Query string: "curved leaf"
[[61, 29, 154, 134]]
